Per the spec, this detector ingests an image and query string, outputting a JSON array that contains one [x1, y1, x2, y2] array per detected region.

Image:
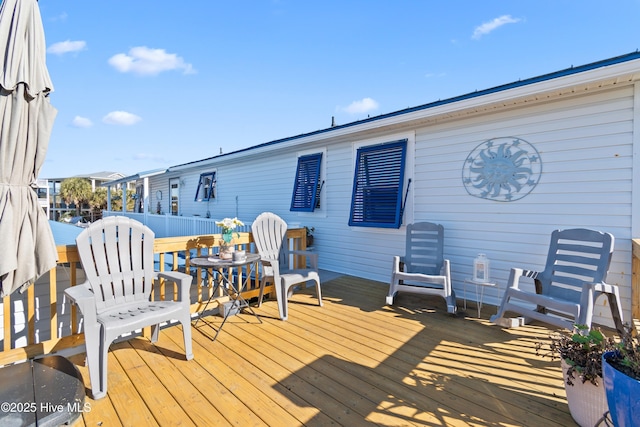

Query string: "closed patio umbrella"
[[0, 0, 57, 296]]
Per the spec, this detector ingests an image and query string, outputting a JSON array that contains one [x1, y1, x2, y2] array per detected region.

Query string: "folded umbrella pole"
[[0, 0, 58, 297]]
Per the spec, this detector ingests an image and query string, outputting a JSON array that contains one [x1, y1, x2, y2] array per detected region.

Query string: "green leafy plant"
[[605, 324, 640, 381], [536, 325, 617, 386]]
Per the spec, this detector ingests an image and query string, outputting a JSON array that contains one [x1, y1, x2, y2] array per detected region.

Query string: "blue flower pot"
[[602, 351, 640, 427]]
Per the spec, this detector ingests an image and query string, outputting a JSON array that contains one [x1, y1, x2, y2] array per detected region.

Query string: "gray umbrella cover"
[[0, 0, 58, 297]]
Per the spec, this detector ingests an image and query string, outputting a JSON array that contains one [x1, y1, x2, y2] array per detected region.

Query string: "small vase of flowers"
[[215, 217, 244, 259]]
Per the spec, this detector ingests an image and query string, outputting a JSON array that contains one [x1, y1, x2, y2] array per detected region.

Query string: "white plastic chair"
[[386, 222, 457, 314], [490, 228, 624, 332], [65, 216, 193, 399], [251, 212, 322, 320]]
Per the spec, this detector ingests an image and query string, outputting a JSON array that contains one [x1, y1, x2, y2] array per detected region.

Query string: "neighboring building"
[[44, 171, 129, 221], [99, 169, 167, 215], [36, 179, 49, 218], [104, 51, 640, 329]]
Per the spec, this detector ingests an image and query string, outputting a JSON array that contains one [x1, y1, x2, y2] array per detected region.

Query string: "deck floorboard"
[[69, 275, 576, 426]]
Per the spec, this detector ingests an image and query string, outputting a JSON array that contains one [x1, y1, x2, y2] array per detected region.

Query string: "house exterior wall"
[[409, 85, 634, 327], [140, 70, 637, 329]]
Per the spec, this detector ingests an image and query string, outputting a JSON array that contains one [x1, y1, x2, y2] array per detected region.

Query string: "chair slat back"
[[405, 222, 444, 275], [540, 228, 614, 302], [251, 212, 288, 268], [76, 216, 155, 312]]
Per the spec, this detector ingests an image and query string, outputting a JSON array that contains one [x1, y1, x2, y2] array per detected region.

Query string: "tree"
[[89, 187, 107, 210], [60, 178, 92, 216], [89, 187, 108, 221], [125, 189, 136, 212], [86, 187, 136, 219], [100, 188, 136, 213]]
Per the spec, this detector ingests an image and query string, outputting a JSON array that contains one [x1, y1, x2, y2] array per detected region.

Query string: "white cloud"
[[71, 116, 92, 128], [102, 111, 142, 126], [472, 15, 521, 39], [108, 46, 196, 76], [47, 40, 87, 55], [341, 97, 379, 115]]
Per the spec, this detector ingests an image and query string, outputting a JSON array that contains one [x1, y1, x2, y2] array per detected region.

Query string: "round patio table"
[[190, 252, 262, 340]]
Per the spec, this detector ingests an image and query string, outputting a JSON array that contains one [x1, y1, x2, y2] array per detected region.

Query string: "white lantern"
[[473, 253, 490, 283]]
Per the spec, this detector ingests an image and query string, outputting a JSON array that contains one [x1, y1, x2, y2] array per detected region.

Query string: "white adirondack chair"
[[65, 216, 194, 399], [251, 212, 322, 320], [490, 228, 624, 332], [386, 222, 457, 314]]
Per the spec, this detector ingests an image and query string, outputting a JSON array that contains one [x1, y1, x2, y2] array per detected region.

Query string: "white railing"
[[103, 211, 251, 238]]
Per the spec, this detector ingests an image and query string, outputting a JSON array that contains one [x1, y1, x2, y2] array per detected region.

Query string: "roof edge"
[[170, 50, 640, 170]]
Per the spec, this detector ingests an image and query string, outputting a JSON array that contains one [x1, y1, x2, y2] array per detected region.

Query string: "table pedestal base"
[[0, 355, 86, 427], [191, 254, 263, 341], [463, 279, 496, 318]]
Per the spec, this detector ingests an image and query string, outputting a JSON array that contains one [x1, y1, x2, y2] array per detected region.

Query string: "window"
[[194, 172, 216, 201], [349, 139, 407, 228], [170, 178, 179, 216], [290, 153, 323, 212], [135, 185, 143, 213]]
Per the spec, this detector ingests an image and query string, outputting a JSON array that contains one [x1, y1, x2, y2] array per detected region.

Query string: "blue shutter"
[[349, 139, 407, 228], [290, 153, 322, 212]]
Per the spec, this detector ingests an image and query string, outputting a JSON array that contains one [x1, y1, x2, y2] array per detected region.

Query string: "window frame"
[[194, 171, 216, 202], [290, 153, 323, 212], [135, 185, 144, 213], [348, 138, 408, 229], [170, 178, 180, 216]]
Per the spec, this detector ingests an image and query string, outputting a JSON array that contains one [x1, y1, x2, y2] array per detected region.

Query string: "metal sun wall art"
[[462, 137, 542, 202]]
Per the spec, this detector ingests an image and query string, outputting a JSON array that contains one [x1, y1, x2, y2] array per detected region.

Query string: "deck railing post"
[[632, 239, 640, 323]]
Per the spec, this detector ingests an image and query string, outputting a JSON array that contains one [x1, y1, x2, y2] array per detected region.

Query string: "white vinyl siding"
[[408, 85, 634, 327], [143, 82, 635, 329]]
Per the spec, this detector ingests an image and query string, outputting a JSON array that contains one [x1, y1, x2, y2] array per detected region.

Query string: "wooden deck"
[[67, 275, 576, 427]]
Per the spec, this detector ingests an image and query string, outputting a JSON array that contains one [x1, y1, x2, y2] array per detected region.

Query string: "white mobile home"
[[108, 51, 640, 328]]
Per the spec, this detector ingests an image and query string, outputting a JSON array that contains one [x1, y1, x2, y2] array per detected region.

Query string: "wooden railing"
[[0, 228, 307, 365], [632, 239, 640, 324]]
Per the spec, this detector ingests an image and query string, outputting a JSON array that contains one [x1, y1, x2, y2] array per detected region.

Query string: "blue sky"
[[37, 0, 640, 178]]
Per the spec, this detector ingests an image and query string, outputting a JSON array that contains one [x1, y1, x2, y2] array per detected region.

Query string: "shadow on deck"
[[68, 275, 575, 427]]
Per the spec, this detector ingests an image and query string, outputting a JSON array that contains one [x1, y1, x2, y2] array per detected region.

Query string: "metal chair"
[[386, 222, 457, 314], [251, 212, 322, 320], [490, 228, 624, 332], [65, 216, 193, 399]]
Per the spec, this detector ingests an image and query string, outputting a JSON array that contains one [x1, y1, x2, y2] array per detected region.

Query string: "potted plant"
[[304, 226, 315, 247], [602, 324, 640, 427], [536, 325, 616, 427]]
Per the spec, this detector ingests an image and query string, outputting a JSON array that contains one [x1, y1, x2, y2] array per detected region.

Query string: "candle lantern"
[[473, 253, 490, 283]]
